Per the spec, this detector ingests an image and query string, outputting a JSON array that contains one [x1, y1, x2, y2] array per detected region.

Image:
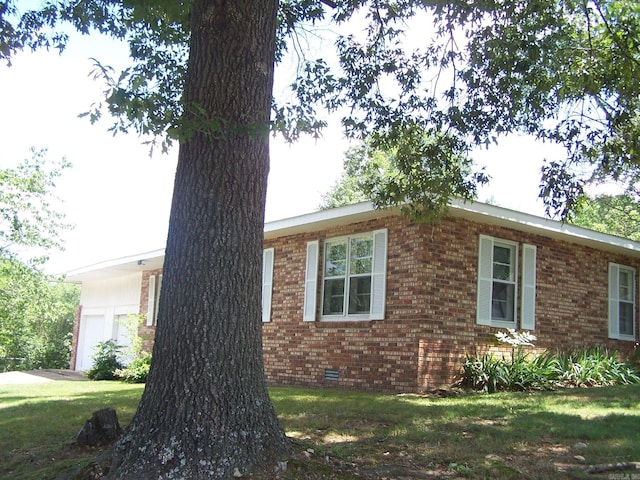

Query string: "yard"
[[1, 381, 639, 479]]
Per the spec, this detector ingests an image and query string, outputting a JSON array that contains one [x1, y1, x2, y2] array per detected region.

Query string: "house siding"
[[70, 273, 143, 371], [258, 213, 638, 392], [73, 210, 639, 392]]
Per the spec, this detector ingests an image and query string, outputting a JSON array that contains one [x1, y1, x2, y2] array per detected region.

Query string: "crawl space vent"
[[324, 368, 339, 382]]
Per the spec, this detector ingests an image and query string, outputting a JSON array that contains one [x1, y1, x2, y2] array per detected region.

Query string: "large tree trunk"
[[107, 1, 291, 478]]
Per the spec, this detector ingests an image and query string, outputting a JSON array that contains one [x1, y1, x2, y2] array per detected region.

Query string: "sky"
[[0, 26, 562, 275]]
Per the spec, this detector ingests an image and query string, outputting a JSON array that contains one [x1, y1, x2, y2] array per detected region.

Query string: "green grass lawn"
[[1, 381, 639, 479]]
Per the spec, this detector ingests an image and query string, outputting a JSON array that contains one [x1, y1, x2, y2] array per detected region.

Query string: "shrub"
[[460, 341, 640, 393], [625, 345, 640, 373], [115, 351, 152, 383], [87, 340, 125, 380], [553, 346, 640, 387], [460, 352, 508, 393]]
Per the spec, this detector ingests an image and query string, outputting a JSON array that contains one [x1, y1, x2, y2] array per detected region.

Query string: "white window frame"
[[608, 263, 636, 341], [304, 229, 387, 322], [477, 235, 520, 328]]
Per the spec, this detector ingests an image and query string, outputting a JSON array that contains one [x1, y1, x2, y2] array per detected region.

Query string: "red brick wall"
[[137, 213, 640, 392], [138, 269, 163, 353]]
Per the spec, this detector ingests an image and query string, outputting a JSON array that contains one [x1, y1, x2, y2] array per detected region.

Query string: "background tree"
[[572, 192, 640, 240], [0, 259, 79, 370], [0, 148, 71, 261], [0, 149, 78, 371], [3, 0, 640, 478], [320, 135, 487, 218]]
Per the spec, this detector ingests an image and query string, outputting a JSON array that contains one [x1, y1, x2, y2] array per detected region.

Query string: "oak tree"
[[3, 0, 639, 478]]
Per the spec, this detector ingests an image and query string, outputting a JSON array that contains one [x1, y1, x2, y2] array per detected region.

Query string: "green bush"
[[115, 351, 152, 383], [460, 345, 640, 393], [86, 340, 125, 380]]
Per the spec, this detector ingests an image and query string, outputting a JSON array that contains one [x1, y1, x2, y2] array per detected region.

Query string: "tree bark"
[[107, 1, 291, 478]]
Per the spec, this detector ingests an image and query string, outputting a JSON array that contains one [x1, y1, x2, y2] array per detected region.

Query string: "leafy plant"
[[87, 340, 124, 380], [460, 352, 509, 393], [116, 351, 152, 383], [460, 337, 640, 393]]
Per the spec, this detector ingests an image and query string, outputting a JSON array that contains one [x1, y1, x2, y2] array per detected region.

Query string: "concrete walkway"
[[0, 369, 86, 385]]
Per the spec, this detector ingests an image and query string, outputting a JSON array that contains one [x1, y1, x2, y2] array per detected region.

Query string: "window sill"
[[313, 321, 375, 329], [609, 334, 637, 342], [489, 320, 517, 329]]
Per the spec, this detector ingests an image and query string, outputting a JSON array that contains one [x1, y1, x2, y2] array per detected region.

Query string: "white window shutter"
[[370, 229, 388, 320], [608, 263, 620, 339], [521, 244, 537, 330], [262, 248, 274, 323], [303, 241, 319, 321], [477, 235, 493, 326], [146, 275, 156, 326]]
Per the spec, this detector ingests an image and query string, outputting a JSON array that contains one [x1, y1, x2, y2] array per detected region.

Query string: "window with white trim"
[[477, 235, 536, 329], [323, 235, 374, 316], [304, 229, 387, 322], [608, 263, 636, 340]]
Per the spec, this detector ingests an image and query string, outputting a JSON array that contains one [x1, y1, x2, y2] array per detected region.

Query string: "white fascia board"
[[66, 199, 640, 283], [264, 201, 394, 239], [65, 248, 166, 283], [449, 198, 640, 258]]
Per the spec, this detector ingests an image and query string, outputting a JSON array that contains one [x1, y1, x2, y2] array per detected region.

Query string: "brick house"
[[68, 200, 640, 392]]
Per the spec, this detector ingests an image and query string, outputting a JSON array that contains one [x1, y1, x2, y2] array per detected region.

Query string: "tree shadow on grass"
[[271, 384, 640, 479]]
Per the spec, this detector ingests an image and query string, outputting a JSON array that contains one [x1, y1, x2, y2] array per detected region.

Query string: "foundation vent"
[[324, 368, 339, 382]]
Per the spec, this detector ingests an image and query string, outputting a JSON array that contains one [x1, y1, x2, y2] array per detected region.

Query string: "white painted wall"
[[76, 273, 142, 371]]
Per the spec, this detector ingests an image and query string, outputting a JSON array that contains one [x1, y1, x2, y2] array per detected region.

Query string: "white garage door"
[[77, 315, 108, 371]]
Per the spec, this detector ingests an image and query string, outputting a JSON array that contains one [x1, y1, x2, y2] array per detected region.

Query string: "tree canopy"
[[3, 1, 639, 217], [320, 136, 486, 220], [0, 149, 72, 262], [572, 192, 640, 240], [0, 149, 78, 371]]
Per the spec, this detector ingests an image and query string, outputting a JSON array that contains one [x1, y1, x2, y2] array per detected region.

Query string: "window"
[[323, 236, 374, 316], [477, 235, 536, 329], [608, 263, 636, 340], [146, 273, 163, 326], [304, 229, 387, 322]]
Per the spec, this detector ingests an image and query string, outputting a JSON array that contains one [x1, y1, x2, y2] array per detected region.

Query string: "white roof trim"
[[66, 199, 640, 282], [448, 198, 640, 256], [65, 248, 165, 283]]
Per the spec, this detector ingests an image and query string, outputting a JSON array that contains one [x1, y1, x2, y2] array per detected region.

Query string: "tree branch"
[[320, 0, 337, 8]]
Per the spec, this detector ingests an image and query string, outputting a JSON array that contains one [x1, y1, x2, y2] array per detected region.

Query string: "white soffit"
[[65, 249, 165, 283]]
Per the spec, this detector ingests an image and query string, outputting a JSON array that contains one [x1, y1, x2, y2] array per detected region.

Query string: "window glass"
[[493, 245, 513, 281], [325, 241, 347, 277], [349, 237, 373, 275], [492, 283, 515, 321], [620, 302, 634, 336], [619, 269, 632, 301], [618, 267, 635, 336], [348, 276, 372, 314], [323, 278, 345, 315], [491, 243, 516, 322]]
